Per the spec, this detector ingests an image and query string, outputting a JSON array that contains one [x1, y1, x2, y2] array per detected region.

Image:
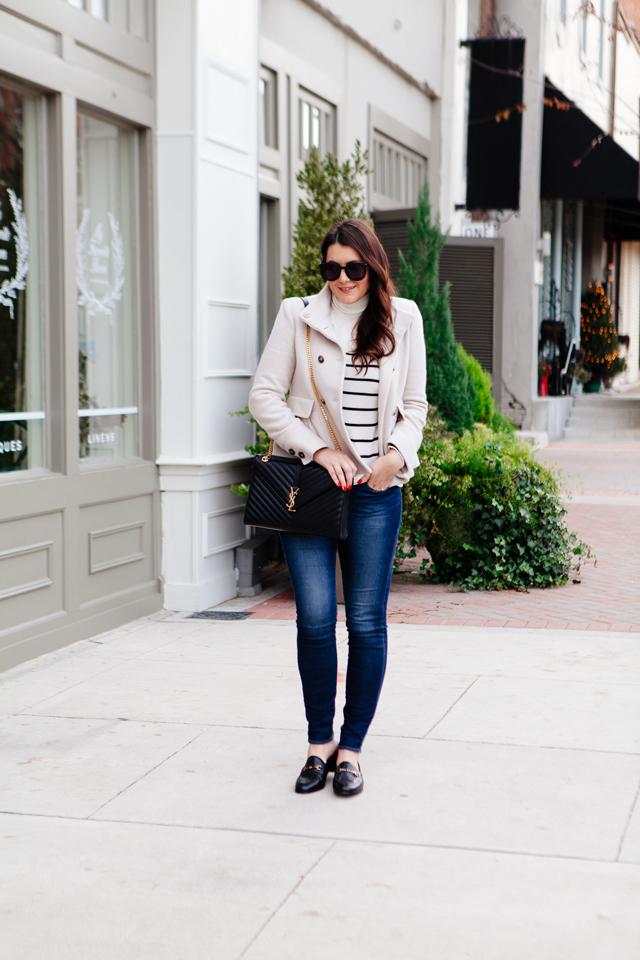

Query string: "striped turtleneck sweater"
[[330, 293, 380, 463]]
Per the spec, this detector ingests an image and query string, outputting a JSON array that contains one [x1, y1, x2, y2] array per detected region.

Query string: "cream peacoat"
[[248, 284, 428, 486]]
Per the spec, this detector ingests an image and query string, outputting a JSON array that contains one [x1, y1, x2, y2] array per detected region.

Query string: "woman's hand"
[[361, 449, 403, 491], [313, 447, 356, 489]]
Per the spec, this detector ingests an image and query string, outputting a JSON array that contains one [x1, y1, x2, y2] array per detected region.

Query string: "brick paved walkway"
[[243, 445, 640, 632]]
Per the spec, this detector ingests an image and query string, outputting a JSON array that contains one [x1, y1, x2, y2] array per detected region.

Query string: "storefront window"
[[77, 113, 138, 462], [0, 86, 45, 474]]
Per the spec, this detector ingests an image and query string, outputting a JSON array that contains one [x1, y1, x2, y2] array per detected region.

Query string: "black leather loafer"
[[333, 760, 363, 797], [295, 749, 338, 794]]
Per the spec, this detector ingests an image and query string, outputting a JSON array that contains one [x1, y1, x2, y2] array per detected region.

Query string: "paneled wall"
[[155, 0, 260, 612], [0, 0, 161, 671]]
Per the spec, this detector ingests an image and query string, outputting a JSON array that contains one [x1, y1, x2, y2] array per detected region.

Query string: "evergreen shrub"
[[283, 143, 370, 298], [396, 412, 592, 590], [231, 142, 370, 495], [458, 344, 515, 434], [397, 184, 473, 434]]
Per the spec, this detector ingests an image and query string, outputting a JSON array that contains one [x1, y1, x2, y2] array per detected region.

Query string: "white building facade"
[[442, 0, 640, 436], [0, 0, 638, 668]]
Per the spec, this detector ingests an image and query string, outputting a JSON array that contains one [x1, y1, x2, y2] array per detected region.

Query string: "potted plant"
[[569, 358, 591, 393], [538, 361, 551, 396]]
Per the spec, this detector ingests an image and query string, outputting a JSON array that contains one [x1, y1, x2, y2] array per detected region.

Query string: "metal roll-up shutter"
[[372, 214, 412, 283], [372, 210, 497, 375], [439, 244, 494, 372]]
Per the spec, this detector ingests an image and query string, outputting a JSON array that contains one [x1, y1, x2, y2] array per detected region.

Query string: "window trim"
[[298, 86, 336, 162], [75, 104, 148, 469], [368, 105, 429, 212], [0, 75, 51, 478], [259, 64, 278, 151]]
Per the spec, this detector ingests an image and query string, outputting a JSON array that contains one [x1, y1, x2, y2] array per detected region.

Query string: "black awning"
[[541, 79, 640, 201], [604, 199, 640, 241], [464, 38, 525, 211]]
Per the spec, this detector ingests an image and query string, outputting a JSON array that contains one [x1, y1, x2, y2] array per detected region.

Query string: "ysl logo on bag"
[[286, 486, 300, 512]]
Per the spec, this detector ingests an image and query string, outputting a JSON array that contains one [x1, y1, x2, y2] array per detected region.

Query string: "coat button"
[[303, 312, 310, 318], [318, 356, 324, 363], [298, 452, 304, 458], [289, 448, 295, 455]]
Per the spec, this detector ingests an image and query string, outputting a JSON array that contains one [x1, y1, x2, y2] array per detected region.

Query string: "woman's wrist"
[[387, 446, 404, 468]]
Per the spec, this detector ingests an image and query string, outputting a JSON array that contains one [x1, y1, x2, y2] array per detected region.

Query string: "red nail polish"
[[348, 485, 352, 490]]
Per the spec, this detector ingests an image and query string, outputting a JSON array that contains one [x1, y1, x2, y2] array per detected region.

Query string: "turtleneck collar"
[[331, 292, 369, 316]]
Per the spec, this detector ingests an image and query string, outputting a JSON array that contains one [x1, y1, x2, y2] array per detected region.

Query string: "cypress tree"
[[397, 183, 473, 433], [283, 142, 370, 298]]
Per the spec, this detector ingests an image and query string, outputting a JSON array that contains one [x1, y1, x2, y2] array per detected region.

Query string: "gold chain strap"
[[306, 324, 341, 452], [262, 322, 340, 461]]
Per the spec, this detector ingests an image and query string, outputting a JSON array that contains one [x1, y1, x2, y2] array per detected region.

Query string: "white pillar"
[[572, 201, 583, 346], [156, 0, 260, 611], [552, 199, 563, 295], [619, 242, 640, 384], [495, 0, 545, 428]]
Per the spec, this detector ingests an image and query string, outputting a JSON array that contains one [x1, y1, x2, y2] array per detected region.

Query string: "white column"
[[619, 242, 640, 384], [572, 201, 583, 346], [156, 0, 260, 611], [496, 0, 545, 428], [552, 199, 563, 295]]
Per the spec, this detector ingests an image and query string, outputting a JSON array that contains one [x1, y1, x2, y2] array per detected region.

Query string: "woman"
[[249, 218, 427, 797]]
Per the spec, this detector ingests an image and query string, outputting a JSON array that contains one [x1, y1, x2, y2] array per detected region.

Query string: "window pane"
[[299, 92, 335, 161], [77, 113, 138, 462], [301, 101, 310, 155], [0, 87, 45, 474], [311, 107, 320, 149], [89, 0, 106, 20]]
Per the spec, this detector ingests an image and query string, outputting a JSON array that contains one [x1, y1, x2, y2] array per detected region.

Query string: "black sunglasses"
[[319, 260, 369, 282]]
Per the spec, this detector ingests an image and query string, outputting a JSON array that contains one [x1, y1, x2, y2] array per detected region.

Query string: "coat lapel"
[[377, 299, 414, 424], [298, 290, 417, 444], [296, 284, 339, 343]]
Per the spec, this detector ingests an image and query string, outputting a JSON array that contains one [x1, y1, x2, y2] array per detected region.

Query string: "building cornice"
[[298, 0, 438, 101]]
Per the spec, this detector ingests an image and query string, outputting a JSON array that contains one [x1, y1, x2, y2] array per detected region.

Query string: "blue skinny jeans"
[[279, 484, 402, 753]]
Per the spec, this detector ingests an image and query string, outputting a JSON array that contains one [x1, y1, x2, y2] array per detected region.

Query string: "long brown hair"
[[321, 219, 395, 368]]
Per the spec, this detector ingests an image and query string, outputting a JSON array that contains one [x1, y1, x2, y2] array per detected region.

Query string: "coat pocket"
[[395, 399, 405, 422], [287, 395, 314, 419]]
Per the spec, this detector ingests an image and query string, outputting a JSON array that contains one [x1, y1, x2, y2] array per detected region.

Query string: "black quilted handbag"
[[243, 305, 351, 539]]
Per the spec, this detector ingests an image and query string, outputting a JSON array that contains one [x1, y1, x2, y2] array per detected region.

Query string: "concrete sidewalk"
[[1, 613, 639, 958]]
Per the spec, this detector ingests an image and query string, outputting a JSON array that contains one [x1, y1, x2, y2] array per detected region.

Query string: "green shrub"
[[458, 345, 514, 434], [397, 183, 473, 435], [396, 412, 592, 590], [459, 345, 493, 424], [229, 406, 270, 499]]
